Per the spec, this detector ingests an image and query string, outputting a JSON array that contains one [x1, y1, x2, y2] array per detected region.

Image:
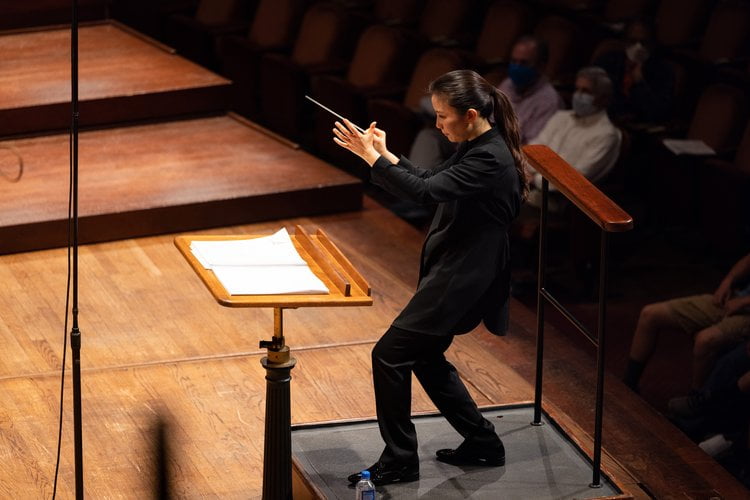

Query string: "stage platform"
[[0, 114, 362, 254], [292, 406, 620, 499], [0, 21, 230, 137], [0, 200, 745, 497]]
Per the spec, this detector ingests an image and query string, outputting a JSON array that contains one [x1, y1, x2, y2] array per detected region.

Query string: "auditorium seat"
[[696, 2, 750, 64], [415, 0, 474, 47], [110, 0, 197, 42], [373, 0, 424, 26], [653, 0, 713, 48], [601, 0, 654, 24], [258, 2, 367, 140], [533, 15, 582, 88], [164, 0, 254, 70], [366, 48, 467, 159], [698, 119, 750, 257], [474, 0, 534, 72], [310, 24, 420, 176], [216, 0, 308, 118], [650, 83, 749, 227]]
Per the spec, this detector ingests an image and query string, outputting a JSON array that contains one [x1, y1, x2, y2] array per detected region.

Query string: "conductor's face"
[[432, 94, 471, 143]]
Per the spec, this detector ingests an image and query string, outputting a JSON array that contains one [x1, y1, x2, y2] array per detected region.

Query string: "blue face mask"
[[572, 92, 599, 117], [508, 63, 538, 89]]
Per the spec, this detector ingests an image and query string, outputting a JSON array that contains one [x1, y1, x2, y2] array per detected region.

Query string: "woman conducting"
[[333, 70, 528, 486]]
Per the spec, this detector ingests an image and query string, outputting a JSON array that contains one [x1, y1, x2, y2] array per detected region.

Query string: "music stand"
[[175, 225, 372, 499]]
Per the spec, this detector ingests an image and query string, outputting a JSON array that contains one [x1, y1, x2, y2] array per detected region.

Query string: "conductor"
[[333, 70, 527, 486]]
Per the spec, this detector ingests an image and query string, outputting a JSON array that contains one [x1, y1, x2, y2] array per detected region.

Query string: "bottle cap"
[[361, 470, 370, 480]]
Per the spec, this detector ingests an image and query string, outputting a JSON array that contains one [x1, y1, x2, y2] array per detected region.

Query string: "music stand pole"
[[70, 0, 84, 498]]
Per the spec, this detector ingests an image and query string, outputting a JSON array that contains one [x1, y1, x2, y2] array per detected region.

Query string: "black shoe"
[[347, 461, 419, 486], [436, 441, 505, 467]]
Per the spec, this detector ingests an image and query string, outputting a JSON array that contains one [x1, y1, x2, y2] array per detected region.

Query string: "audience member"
[[409, 36, 562, 168], [669, 340, 750, 482], [623, 253, 750, 392], [527, 66, 621, 211], [498, 36, 563, 144], [593, 19, 675, 124]]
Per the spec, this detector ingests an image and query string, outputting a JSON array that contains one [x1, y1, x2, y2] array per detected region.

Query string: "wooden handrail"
[[523, 144, 633, 232]]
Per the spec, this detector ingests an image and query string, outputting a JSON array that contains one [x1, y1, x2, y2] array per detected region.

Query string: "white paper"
[[190, 228, 329, 295], [212, 265, 329, 295], [662, 139, 716, 156], [190, 228, 307, 268]]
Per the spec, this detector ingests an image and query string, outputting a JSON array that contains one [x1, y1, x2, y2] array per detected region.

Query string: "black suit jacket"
[[371, 127, 521, 336]]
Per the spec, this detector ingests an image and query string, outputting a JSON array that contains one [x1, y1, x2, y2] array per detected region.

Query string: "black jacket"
[[370, 127, 521, 336]]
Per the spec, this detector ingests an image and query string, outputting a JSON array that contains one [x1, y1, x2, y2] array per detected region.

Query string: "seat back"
[[602, 0, 654, 22], [418, 0, 471, 43], [248, 0, 307, 49], [374, 0, 423, 25], [291, 3, 352, 66], [698, 2, 750, 63], [195, 0, 246, 26], [475, 0, 533, 65], [534, 16, 579, 84], [687, 83, 749, 152], [346, 24, 412, 88], [654, 0, 712, 47], [404, 48, 466, 110]]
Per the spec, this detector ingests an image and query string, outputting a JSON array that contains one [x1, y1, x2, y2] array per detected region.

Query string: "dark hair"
[[515, 35, 549, 66], [429, 69, 529, 201]]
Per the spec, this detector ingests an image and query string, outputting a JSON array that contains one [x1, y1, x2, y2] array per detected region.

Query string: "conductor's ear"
[[465, 108, 479, 122]]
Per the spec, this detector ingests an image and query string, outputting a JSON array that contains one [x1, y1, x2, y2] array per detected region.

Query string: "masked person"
[[409, 36, 562, 169], [527, 66, 621, 211], [498, 36, 563, 144], [593, 19, 675, 124]]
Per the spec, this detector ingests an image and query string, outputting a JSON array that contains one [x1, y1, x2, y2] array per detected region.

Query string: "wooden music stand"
[[175, 225, 372, 499]]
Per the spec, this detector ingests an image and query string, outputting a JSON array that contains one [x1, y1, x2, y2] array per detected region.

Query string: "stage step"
[[0, 114, 362, 254], [0, 21, 230, 138]]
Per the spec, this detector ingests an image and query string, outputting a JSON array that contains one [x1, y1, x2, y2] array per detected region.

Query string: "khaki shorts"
[[668, 294, 750, 344]]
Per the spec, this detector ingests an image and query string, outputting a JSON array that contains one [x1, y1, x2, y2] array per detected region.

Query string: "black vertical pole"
[[590, 230, 609, 488], [532, 179, 549, 426], [70, 1, 84, 498]]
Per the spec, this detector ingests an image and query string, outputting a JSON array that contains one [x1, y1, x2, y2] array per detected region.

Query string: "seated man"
[[409, 35, 562, 168], [527, 66, 621, 211], [497, 35, 563, 144], [624, 252, 750, 392]]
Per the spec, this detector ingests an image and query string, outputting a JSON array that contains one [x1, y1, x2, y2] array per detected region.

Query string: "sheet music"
[[662, 139, 716, 156], [190, 228, 329, 295]]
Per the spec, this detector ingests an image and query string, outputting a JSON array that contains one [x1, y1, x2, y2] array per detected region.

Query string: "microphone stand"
[[70, 0, 84, 498]]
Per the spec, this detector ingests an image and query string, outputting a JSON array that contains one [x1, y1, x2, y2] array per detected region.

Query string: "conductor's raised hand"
[[333, 120, 380, 166]]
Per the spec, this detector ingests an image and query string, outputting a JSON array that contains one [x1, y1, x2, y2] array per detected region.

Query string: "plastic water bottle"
[[355, 470, 376, 500]]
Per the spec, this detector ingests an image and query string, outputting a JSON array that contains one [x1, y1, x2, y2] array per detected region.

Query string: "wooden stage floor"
[[0, 198, 745, 498], [0, 114, 362, 254], [0, 21, 230, 136]]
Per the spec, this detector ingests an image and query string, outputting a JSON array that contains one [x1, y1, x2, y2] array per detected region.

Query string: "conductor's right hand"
[[333, 120, 396, 167]]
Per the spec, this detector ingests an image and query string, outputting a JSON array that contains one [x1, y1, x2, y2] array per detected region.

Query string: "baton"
[[304, 95, 366, 133]]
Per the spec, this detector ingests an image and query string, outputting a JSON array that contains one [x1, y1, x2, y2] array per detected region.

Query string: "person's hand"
[[372, 126, 388, 156], [725, 297, 750, 317], [713, 280, 732, 308], [333, 120, 380, 166]]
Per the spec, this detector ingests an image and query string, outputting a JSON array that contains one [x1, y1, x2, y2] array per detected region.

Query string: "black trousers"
[[373, 325, 502, 466]]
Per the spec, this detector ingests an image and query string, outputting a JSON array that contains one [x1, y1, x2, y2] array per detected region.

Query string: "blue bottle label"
[[361, 491, 375, 500]]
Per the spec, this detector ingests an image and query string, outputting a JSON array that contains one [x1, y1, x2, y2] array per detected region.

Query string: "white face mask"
[[625, 42, 650, 64], [572, 92, 599, 117]]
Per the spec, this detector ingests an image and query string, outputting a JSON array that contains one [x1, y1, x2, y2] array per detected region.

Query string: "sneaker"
[[668, 390, 711, 419]]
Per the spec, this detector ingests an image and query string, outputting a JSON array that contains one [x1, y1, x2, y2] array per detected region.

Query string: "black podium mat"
[[292, 405, 620, 499]]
